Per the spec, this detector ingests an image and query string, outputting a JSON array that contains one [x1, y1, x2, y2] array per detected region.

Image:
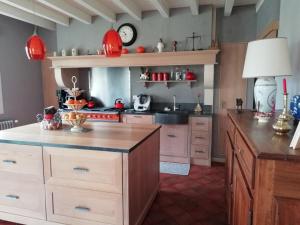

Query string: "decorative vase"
[[254, 77, 276, 116], [290, 95, 300, 120], [157, 39, 164, 53]]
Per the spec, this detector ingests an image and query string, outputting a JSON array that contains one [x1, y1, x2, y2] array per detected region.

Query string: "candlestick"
[[283, 78, 287, 95]]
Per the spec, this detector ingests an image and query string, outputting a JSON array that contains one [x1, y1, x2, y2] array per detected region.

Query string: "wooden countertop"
[[0, 122, 161, 153], [228, 109, 300, 161]]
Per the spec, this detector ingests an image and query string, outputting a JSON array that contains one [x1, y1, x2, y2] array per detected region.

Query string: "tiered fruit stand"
[[62, 76, 87, 132]]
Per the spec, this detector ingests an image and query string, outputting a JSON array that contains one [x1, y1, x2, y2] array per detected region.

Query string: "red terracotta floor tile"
[[0, 164, 226, 225]]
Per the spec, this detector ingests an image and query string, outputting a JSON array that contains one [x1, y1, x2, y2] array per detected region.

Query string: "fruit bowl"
[[64, 103, 87, 111], [62, 113, 87, 132], [65, 88, 85, 98]]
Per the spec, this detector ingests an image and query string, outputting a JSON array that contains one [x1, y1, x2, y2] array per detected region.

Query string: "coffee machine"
[[56, 89, 68, 109]]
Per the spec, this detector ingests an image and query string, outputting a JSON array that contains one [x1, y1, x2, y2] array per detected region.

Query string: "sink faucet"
[[173, 95, 177, 111]]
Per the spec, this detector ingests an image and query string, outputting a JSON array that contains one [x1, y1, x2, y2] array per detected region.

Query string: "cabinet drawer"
[[235, 130, 255, 188], [191, 131, 209, 145], [227, 117, 236, 143], [190, 117, 210, 131], [191, 144, 209, 159], [44, 147, 123, 193], [0, 180, 45, 219], [0, 143, 43, 182], [160, 125, 188, 158], [46, 185, 122, 225], [124, 114, 153, 124]]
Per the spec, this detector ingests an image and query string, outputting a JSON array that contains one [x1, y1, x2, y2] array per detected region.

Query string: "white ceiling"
[[0, 0, 259, 30]]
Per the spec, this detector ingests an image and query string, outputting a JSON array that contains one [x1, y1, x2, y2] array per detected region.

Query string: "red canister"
[[163, 72, 169, 81], [157, 72, 163, 81], [151, 73, 157, 81]]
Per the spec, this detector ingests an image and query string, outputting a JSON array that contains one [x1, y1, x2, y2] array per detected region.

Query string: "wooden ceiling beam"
[[151, 0, 169, 18], [0, 0, 69, 26], [0, 2, 56, 30], [224, 0, 235, 16], [188, 0, 199, 15], [74, 0, 116, 23], [37, 0, 91, 24], [112, 0, 141, 20]]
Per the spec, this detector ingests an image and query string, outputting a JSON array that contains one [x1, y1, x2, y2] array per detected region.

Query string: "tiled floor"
[[0, 164, 226, 225]]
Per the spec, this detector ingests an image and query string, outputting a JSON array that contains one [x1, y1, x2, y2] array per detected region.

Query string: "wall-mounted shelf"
[[48, 50, 219, 68], [138, 80, 197, 88]]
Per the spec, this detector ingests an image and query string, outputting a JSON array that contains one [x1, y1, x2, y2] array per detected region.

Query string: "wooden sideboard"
[[226, 110, 300, 225]]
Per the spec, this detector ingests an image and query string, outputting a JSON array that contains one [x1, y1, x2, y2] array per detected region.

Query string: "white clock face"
[[119, 26, 134, 44]]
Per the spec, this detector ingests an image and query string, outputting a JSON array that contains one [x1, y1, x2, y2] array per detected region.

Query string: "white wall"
[[276, 0, 300, 109]]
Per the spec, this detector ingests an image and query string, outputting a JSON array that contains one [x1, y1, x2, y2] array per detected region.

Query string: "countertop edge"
[[0, 126, 161, 153]]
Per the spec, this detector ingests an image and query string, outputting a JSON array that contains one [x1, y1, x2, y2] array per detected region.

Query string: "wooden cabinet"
[[232, 159, 252, 225], [122, 114, 154, 124], [214, 43, 248, 159], [226, 110, 300, 225], [190, 117, 212, 166], [160, 125, 189, 163]]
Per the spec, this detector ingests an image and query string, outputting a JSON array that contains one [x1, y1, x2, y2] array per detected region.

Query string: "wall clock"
[[117, 23, 137, 47]]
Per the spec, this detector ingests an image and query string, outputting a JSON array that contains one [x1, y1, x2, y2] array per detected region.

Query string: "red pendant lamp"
[[25, 26, 46, 60], [102, 29, 122, 57]]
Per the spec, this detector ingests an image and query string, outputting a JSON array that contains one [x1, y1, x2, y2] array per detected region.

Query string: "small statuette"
[[194, 95, 202, 113], [71, 48, 77, 56], [236, 98, 243, 113], [53, 51, 57, 57], [157, 38, 164, 53], [172, 41, 177, 52], [61, 49, 67, 56]]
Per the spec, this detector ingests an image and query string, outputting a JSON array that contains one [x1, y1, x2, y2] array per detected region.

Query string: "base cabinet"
[[232, 160, 252, 225], [226, 111, 300, 225]]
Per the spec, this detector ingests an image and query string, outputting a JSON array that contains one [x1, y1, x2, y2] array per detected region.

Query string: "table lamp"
[[242, 38, 292, 122]]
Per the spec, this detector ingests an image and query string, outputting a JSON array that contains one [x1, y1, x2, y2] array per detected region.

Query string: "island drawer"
[[46, 185, 122, 225], [0, 143, 43, 182], [191, 131, 210, 146], [190, 117, 210, 131], [0, 179, 46, 220], [191, 144, 209, 159], [43, 147, 123, 193], [123, 114, 154, 124], [235, 130, 255, 189]]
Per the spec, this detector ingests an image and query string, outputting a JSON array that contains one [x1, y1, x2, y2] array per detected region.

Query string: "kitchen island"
[[0, 122, 161, 225]]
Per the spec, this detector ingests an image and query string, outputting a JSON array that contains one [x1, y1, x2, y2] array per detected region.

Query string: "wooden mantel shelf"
[[48, 50, 220, 68]]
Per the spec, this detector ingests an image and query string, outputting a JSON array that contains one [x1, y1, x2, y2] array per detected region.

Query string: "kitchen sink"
[[155, 111, 189, 124]]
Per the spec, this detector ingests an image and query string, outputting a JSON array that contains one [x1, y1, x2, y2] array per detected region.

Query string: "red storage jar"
[[152, 73, 157, 81]]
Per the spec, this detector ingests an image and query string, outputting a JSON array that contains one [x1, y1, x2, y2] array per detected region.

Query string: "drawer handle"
[[73, 167, 89, 172], [167, 134, 176, 138], [133, 116, 142, 118], [5, 195, 19, 200], [196, 122, 205, 125], [195, 150, 205, 153], [2, 160, 16, 164], [195, 136, 205, 139], [74, 206, 90, 212]]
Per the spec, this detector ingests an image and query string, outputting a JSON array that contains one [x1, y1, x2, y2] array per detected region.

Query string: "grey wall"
[[256, 0, 281, 36], [216, 5, 257, 43], [57, 7, 212, 55], [0, 15, 44, 125], [56, 7, 212, 104], [275, 0, 300, 109], [131, 66, 204, 104]]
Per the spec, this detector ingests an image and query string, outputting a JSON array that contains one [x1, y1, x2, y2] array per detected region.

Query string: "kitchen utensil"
[[133, 94, 151, 112], [115, 98, 125, 109], [186, 69, 196, 80]]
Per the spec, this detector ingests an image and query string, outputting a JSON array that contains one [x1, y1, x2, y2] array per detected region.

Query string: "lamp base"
[[254, 77, 276, 122]]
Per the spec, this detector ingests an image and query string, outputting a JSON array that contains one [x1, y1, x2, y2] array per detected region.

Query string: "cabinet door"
[[225, 132, 234, 225], [232, 159, 252, 225], [160, 125, 188, 158], [273, 197, 300, 225]]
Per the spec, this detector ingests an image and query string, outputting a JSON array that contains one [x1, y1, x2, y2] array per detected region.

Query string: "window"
[[0, 73, 4, 114]]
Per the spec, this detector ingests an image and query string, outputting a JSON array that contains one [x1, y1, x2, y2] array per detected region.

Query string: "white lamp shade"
[[242, 38, 292, 78]]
